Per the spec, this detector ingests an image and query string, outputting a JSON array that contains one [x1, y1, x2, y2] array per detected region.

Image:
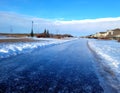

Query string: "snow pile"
[[88, 40, 120, 91], [0, 38, 74, 59]]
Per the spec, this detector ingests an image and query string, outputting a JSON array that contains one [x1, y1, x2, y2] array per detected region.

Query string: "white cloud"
[[0, 11, 120, 36], [57, 17, 120, 24]]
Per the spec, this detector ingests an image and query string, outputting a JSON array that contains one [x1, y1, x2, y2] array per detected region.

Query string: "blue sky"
[[0, 0, 120, 19], [0, 0, 120, 36]]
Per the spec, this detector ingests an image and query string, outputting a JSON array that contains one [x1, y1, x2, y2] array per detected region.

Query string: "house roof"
[[112, 28, 120, 32]]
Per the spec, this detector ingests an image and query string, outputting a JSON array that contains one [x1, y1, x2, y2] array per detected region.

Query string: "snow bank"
[[0, 38, 75, 59], [88, 39, 120, 92]]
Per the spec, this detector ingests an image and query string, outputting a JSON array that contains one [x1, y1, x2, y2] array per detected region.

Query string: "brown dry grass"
[[0, 38, 39, 43]]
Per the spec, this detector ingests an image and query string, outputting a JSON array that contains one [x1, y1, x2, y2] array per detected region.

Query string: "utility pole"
[[56, 29, 59, 35], [30, 21, 34, 37], [32, 21, 33, 30], [10, 25, 13, 33]]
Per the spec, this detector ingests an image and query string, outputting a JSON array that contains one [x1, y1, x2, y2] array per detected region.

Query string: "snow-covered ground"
[[88, 39, 120, 92], [0, 37, 76, 59]]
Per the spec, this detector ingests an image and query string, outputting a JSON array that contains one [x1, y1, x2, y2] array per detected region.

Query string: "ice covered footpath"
[[88, 39, 120, 92], [0, 37, 76, 59]]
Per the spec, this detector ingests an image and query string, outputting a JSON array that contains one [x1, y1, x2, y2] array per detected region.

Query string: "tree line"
[[30, 29, 50, 38]]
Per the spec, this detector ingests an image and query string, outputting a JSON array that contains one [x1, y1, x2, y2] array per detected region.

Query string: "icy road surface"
[[0, 39, 104, 93]]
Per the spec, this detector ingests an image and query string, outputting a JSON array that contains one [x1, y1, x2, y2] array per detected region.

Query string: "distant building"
[[106, 28, 120, 39], [89, 28, 120, 40], [92, 32, 107, 39]]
